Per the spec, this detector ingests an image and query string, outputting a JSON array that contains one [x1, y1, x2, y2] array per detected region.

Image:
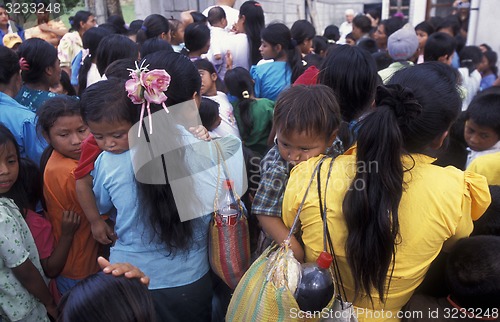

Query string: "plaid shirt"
[[252, 145, 291, 217], [251, 139, 344, 218]]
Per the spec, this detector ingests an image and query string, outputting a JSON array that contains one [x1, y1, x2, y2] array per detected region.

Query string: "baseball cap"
[[387, 24, 418, 61], [3, 33, 23, 49]]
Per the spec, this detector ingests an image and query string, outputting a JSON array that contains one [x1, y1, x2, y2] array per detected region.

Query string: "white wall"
[[467, 0, 500, 54]]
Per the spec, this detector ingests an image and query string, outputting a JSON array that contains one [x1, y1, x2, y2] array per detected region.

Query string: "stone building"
[[134, 0, 499, 53]]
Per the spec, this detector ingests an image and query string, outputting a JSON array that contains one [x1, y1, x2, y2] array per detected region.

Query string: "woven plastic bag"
[[226, 157, 339, 322], [208, 141, 251, 289], [209, 210, 251, 289]]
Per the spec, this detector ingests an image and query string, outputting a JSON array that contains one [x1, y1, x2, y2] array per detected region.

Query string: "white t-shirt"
[[459, 68, 481, 111], [205, 92, 241, 139], [226, 32, 250, 70], [86, 63, 101, 87], [202, 5, 240, 32], [207, 27, 230, 79]]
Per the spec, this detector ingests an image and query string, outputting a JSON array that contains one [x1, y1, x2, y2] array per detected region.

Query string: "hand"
[[90, 218, 117, 245], [97, 257, 150, 287], [230, 22, 238, 33], [225, 50, 233, 70], [38, 23, 51, 32], [189, 125, 211, 141], [60, 210, 80, 237]]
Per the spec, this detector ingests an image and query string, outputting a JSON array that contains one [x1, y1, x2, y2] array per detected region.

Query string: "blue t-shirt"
[[92, 150, 211, 289], [0, 92, 47, 165], [250, 61, 291, 101]]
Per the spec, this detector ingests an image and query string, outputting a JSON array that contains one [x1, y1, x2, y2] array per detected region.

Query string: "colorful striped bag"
[[208, 141, 251, 289]]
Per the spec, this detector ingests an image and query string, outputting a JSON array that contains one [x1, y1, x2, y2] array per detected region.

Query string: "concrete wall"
[[135, 0, 381, 34], [467, 0, 500, 54]]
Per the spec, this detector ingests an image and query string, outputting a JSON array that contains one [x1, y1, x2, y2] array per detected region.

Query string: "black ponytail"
[[224, 67, 256, 140], [342, 85, 422, 303], [341, 62, 462, 304], [286, 41, 304, 82]]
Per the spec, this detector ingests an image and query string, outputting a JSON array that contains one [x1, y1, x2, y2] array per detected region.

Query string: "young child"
[[80, 52, 239, 321], [423, 31, 456, 65], [403, 236, 500, 321], [478, 49, 498, 91], [458, 46, 483, 110], [250, 23, 304, 101], [345, 32, 356, 46], [199, 97, 222, 133], [180, 22, 211, 61], [415, 21, 434, 64], [224, 67, 274, 156], [464, 91, 500, 166], [206, 6, 230, 80], [168, 18, 185, 53], [281, 62, 490, 320], [19, 158, 80, 302], [253, 84, 342, 259], [0, 124, 57, 321], [194, 59, 240, 138], [291, 19, 316, 57], [36, 96, 99, 294]]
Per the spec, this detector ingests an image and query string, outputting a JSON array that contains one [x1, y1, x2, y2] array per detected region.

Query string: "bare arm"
[[40, 210, 80, 278], [257, 215, 304, 263], [12, 259, 58, 319], [76, 175, 115, 244], [38, 23, 68, 37]]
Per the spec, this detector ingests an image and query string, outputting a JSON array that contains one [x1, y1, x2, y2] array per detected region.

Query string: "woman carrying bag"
[[281, 62, 491, 321]]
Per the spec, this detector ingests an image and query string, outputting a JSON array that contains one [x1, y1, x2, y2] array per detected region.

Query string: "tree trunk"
[[107, 0, 123, 17]]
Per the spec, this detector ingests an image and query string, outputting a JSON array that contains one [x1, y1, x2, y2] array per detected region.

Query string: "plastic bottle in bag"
[[217, 179, 241, 226], [295, 251, 334, 312]]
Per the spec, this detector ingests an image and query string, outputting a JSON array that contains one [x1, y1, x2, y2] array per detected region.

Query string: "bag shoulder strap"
[[316, 157, 350, 304]]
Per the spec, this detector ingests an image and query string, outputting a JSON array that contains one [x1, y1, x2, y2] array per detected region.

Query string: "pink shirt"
[[25, 209, 54, 259]]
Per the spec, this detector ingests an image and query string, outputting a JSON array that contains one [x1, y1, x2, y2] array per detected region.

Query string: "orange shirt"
[[43, 150, 99, 279]]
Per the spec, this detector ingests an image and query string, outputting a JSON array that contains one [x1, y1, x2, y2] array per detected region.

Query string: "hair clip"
[[242, 90, 250, 99], [141, 25, 147, 31], [125, 60, 172, 137], [19, 57, 30, 71]]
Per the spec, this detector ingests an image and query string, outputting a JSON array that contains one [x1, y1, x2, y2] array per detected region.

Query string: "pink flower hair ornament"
[[125, 60, 171, 137]]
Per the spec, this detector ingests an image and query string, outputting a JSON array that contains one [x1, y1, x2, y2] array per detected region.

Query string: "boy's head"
[[424, 32, 456, 65], [208, 6, 227, 29], [387, 25, 419, 62], [80, 79, 136, 154], [472, 185, 500, 236], [464, 91, 500, 151], [446, 235, 500, 310], [199, 97, 221, 131], [273, 84, 341, 165]]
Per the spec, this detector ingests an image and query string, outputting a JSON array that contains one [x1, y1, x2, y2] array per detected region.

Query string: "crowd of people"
[[0, 0, 499, 321]]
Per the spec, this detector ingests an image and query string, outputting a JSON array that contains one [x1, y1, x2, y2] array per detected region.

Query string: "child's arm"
[[257, 215, 304, 262], [12, 259, 58, 319], [41, 210, 80, 278], [76, 174, 115, 244]]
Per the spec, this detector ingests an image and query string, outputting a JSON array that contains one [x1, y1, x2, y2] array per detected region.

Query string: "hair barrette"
[[19, 57, 30, 71]]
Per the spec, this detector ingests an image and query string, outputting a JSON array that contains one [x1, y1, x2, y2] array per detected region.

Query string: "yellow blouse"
[[467, 151, 500, 185], [282, 151, 491, 322]]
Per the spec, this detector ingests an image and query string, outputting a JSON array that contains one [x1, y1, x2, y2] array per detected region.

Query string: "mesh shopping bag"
[[226, 157, 339, 322], [208, 141, 251, 289]]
